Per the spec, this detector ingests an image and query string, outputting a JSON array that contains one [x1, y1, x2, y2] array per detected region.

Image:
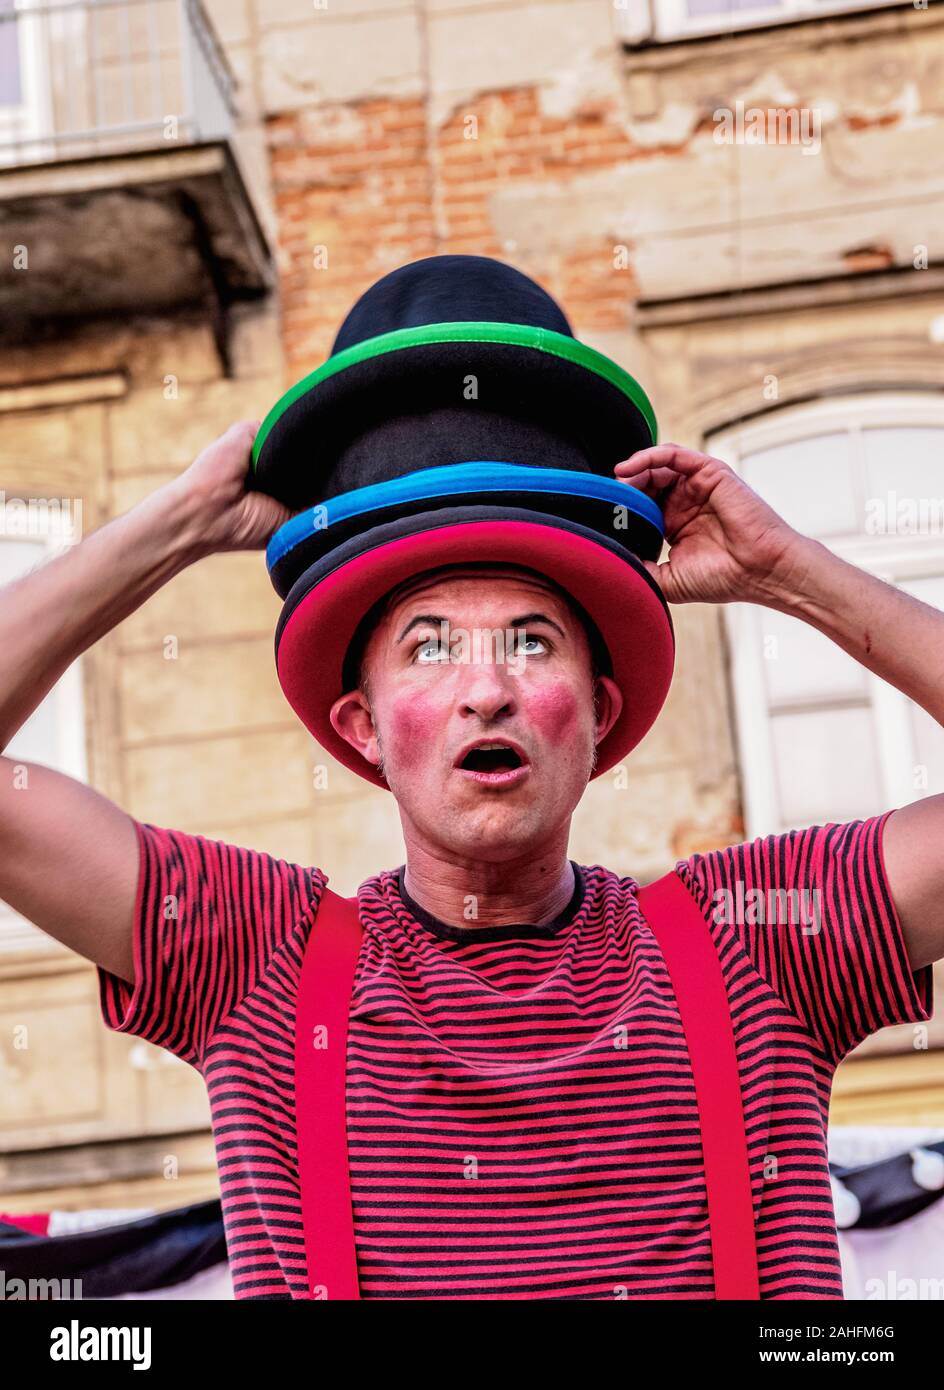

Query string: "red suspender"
[[295, 888, 363, 1299], [637, 871, 760, 1300], [295, 873, 760, 1301]]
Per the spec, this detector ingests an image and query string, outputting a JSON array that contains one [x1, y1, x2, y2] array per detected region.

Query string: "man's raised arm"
[[0, 421, 290, 985], [616, 441, 944, 974]]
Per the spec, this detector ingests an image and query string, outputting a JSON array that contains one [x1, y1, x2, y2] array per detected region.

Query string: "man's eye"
[[511, 635, 547, 656], [414, 638, 449, 662]]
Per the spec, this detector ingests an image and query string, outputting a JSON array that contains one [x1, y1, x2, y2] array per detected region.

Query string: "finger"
[[613, 465, 681, 500], [613, 466, 656, 492], [236, 423, 265, 490], [641, 558, 679, 604], [229, 419, 262, 447], [642, 557, 685, 605], [618, 464, 681, 490], [616, 443, 721, 477]]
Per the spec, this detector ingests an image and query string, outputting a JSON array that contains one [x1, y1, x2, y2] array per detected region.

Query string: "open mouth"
[[459, 744, 525, 773], [454, 742, 531, 785]]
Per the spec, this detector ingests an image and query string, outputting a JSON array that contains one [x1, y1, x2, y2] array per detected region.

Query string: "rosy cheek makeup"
[[524, 682, 585, 747]]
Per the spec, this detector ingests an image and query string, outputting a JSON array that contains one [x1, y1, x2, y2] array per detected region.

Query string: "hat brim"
[[251, 324, 658, 508], [266, 461, 666, 598], [275, 506, 674, 790]]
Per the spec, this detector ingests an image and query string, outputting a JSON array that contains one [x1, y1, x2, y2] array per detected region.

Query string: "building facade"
[[1, 0, 942, 1212]]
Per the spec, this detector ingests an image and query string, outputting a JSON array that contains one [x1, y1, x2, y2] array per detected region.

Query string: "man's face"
[[330, 566, 623, 862]]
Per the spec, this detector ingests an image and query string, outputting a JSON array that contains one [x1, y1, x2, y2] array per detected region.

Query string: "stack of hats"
[[250, 254, 675, 790]]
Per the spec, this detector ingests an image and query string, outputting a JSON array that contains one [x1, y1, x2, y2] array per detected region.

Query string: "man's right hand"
[[169, 419, 295, 555]]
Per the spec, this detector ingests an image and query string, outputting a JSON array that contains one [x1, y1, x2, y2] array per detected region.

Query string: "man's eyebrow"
[[396, 614, 447, 643], [508, 612, 566, 637], [395, 611, 567, 642]]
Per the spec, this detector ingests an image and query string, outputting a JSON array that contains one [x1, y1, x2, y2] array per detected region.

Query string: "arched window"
[[709, 392, 944, 838]]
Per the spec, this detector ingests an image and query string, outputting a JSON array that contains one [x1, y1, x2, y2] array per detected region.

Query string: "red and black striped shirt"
[[97, 810, 932, 1299]]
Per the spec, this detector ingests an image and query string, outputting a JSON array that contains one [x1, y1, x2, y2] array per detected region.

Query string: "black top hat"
[[251, 254, 658, 510], [251, 254, 674, 790]]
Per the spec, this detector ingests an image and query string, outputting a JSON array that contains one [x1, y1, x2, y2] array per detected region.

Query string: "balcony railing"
[[0, 0, 237, 167]]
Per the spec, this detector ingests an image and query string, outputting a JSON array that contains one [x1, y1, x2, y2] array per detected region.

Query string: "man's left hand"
[[615, 443, 811, 606]]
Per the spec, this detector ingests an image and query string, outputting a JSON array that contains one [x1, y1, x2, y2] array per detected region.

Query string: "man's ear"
[[592, 674, 624, 745], [329, 691, 381, 769]]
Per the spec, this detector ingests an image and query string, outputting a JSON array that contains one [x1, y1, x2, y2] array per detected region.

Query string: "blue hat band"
[[266, 461, 664, 575]]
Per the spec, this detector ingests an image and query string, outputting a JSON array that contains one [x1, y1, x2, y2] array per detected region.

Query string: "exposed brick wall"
[[267, 97, 437, 376], [266, 86, 644, 381]]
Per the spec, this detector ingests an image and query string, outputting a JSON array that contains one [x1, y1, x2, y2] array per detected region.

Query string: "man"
[[0, 416, 941, 1301]]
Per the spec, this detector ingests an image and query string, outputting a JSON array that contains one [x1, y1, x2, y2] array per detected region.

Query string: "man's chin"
[[453, 788, 554, 845]]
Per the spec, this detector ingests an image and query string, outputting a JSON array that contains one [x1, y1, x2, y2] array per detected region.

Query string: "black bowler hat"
[[251, 254, 674, 790]]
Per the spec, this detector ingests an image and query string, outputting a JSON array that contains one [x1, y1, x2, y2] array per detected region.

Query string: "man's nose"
[[456, 658, 518, 720]]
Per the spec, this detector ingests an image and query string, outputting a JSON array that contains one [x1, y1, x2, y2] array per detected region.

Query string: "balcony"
[[0, 0, 273, 338]]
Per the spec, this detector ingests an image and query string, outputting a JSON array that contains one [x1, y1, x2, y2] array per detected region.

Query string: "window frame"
[[0, 515, 87, 783], [616, 0, 912, 44], [709, 392, 944, 838], [0, 0, 53, 155], [0, 510, 88, 953]]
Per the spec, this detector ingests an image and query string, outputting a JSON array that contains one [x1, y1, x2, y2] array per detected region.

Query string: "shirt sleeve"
[[96, 819, 328, 1070], [676, 810, 934, 1066]]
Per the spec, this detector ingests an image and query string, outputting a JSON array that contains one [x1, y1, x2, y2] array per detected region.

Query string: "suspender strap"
[[295, 887, 363, 1300], [637, 871, 760, 1300], [295, 874, 759, 1301]]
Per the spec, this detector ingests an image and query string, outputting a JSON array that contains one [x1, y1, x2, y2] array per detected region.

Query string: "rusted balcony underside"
[[0, 141, 273, 332]]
